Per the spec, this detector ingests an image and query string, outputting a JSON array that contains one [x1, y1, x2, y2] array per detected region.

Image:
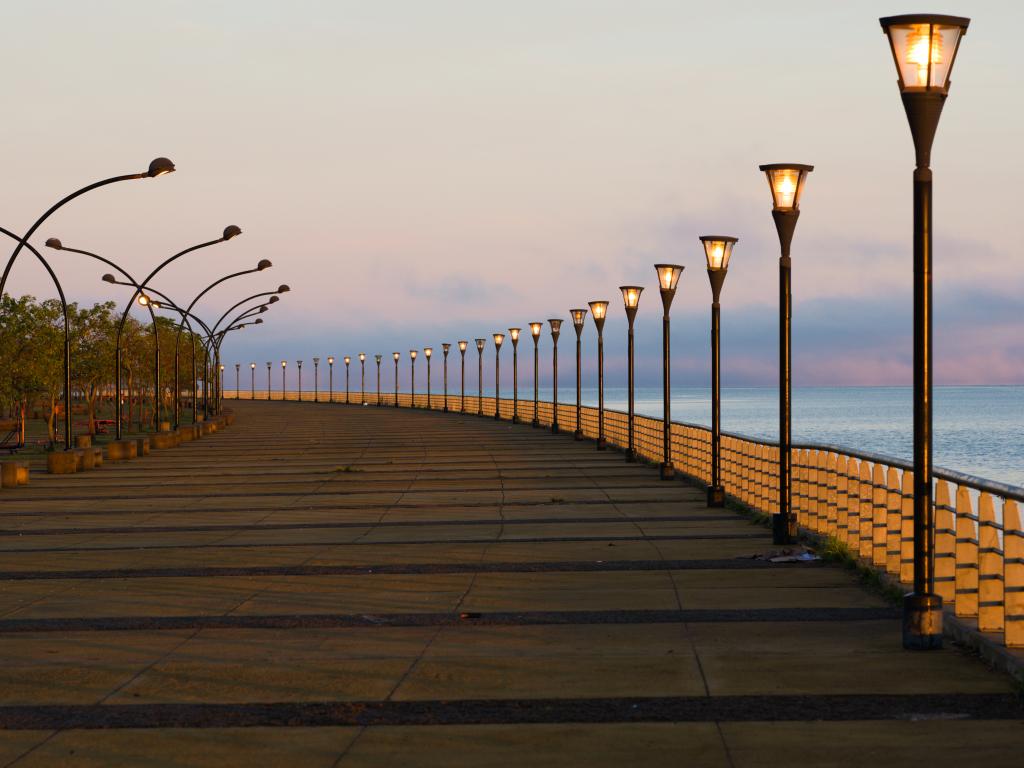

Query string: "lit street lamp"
[[410, 349, 418, 405], [250, 362, 255, 399], [458, 341, 468, 412], [424, 347, 433, 409], [344, 356, 351, 404], [327, 356, 335, 401], [880, 12, 969, 651], [529, 323, 542, 427], [266, 362, 271, 401], [312, 358, 319, 402], [442, 343, 451, 412], [620, 287, 643, 461], [509, 328, 521, 423], [588, 302, 608, 449], [700, 236, 737, 506], [654, 265, 684, 478], [393, 352, 400, 407], [359, 353, 367, 404], [759, 164, 812, 540], [297, 360, 303, 401], [570, 310, 586, 440], [475, 339, 485, 416], [375, 354, 382, 406], [548, 320, 562, 433], [493, 333, 505, 420], [281, 360, 287, 401], [234, 363, 240, 399]]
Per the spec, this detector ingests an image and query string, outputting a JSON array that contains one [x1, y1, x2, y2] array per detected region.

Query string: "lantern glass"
[[700, 236, 738, 271], [508, 328, 520, 342], [493, 333, 505, 348], [359, 352, 366, 362], [570, 308, 587, 329], [410, 349, 417, 359], [328, 357, 334, 364], [588, 301, 608, 321], [443, 343, 451, 353], [759, 165, 812, 212], [881, 16, 968, 92], [548, 319, 562, 336], [251, 363, 256, 369], [281, 361, 286, 368], [458, 340, 468, 352], [654, 265, 683, 292], [529, 322, 543, 338], [424, 347, 432, 358], [375, 354, 382, 362], [393, 352, 400, 361], [475, 338, 485, 351], [344, 356, 351, 364], [619, 286, 643, 309], [314, 357, 320, 365]]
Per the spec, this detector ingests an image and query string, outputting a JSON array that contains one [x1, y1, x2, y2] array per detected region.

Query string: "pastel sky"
[[2, 1, 1021, 389]]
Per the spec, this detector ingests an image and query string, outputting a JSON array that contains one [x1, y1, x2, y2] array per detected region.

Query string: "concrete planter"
[[178, 427, 195, 443], [158, 420, 172, 432], [79, 448, 97, 471], [201, 421, 216, 436], [106, 440, 137, 461], [152, 432, 176, 450], [74, 434, 92, 449], [1, 462, 22, 488], [91, 448, 104, 468], [47, 450, 79, 475], [16, 463, 29, 485], [224, 413, 236, 426]]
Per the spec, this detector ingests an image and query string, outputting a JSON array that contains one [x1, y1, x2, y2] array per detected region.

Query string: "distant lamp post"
[[548, 320, 562, 433], [493, 333, 505, 420], [393, 352, 400, 407], [508, 328, 521, 423], [880, 12, 969, 651], [654, 265, 684, 478], [758, 164, 812, 542], [569, 310, 587, 440], [235, 363, 240, 398], [344, 356, 351, 404], [410, 349, 418, 405], [700, 236, 737, 507], [359, 353, 367, 404], [442, 343, 451, 412], [619, 287, 643, 461], [313, 357, 320, 402], [375, 354, 382, 405], [424, 347, 433, 409], [327, 356, 335, 401], [250, 362, 256, 400], [297, 361, 303, 401], [529, 322, 542, 427], [458, 341, 468, 412], [281, 360, 287, 401], [266, 362, 272, 401], [588, 302, 608, 449], [475, 339, 485, 415], [220, 365, 226, 407]]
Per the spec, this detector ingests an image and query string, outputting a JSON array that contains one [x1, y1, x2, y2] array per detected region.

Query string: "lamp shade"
[[344, 356, 351, 364], [508, 328, 520, 343], [281, 361, 287, 368], [475, 338, 486, 351], [458, 340, 468, 352], [588, 301, 609, 321], [443, 343, 451, 353], [699, 236, 738, 271], [424, 347, 432, 358], [493, 333, 505, 348], [393, 352, 400, 361], [548, 319, 562, 339], [375, 354, 382, 362], [758, 165, 813, 212], [328, 356, 334, 364], [313, 357, 320, 365], [410, 349, 417, 359], [880, 15, 968, 93], [529, 322, 543, 339], [137, 294, 151, 306], [251, 363, 256, 369], [619, 286, 643, 310]]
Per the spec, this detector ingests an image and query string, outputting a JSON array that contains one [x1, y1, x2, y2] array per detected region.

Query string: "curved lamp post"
[[344, 356, 351, 404], [327, 356, 335, 401], [758, 164, 812, 543], [475, 339, 485, 416], [700, 236, 737, 507], [620, 287, 643, 461], [359, 353, 367, 404], [570, 310, 587, 440], [493, 333, 504, 420], [375, 354, 382, 406], [392, 352, 400, 407], [548, 320, 562, 433], [250, 362, 256, 399], [424, 347, 433, 409], [508, 329, 520, 423], [654, 265, 684, 478], [529, 323, 542, 427], [879, 12, 969, 651], [458, 341, 468, 412], [442, 343, 451, 412], [588, 302, 608, 449]]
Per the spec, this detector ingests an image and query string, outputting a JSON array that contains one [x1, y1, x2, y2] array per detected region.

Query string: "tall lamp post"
[[620, 287, 643, 461], [281, 360, 287, 401], [250, 363, 255, 400], [424, 348, 433, 409], [375, 354, 382, 406], [493, 333, 504, 420], [313, 357, 320, 402], [327, 356, 335, 401], [654, 265, 684, 478], [235, 363, 240, 398], [570, 310, 587, 440], [474, 339, 485, 415], [393, 352, 400, 407], [700, 236, 737, 506], [529, 323, 542, 427], [344, 356, 351, 404], [410, 349, 418, 406], [880, 13, 969, 650], [458, 341, 468, 412], [548, 320, 562, 433], [359, 353, 367, 404], [758, 164, 813, 542], [442, 343, 451, 412], [266, 362, 271, 401], [297, 360, 303, 401], [508, 329, 520, 423], [588, 303, 608, 449]]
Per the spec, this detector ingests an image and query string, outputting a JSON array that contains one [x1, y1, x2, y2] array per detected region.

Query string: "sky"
[[2, 0, 1021, 390]]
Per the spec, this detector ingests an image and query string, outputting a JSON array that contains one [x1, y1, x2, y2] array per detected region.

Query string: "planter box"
[[47, 451, 79, 475], [106, 440, 136, 461], [151, 432, 176, 450], [74, 434, 92, 449], [1, 462, 21, 488]]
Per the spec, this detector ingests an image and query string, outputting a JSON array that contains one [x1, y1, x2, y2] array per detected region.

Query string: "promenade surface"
[[0, 401, 1020, 767]]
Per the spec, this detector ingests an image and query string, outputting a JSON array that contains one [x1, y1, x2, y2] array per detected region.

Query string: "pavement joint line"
[[0, 693, 1018, 729], [0, 607, 903, 633]]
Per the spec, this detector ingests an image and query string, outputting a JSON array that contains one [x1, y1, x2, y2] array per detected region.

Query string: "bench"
[[0, 419, 23, 454]]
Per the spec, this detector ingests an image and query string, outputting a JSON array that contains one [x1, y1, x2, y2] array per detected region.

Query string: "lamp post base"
[[659, 463, 674, 480], [624, 449, 635, 462], [494, 412, 501, 421], [707, 485, 725, 507], [573, 429, 583, 441], [513, 415, 520, 424], [551, 424, 559, 434], [532, 419, 539, 428], [902, 593, 944, 650], [597, 437, 607, 451], [772, 513, 797, 545]]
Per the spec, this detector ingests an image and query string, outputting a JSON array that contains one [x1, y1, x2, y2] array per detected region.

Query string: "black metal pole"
[[550, 327, 560, 434], [477, 348, 483, 416], [281, 365, 286, 401], [394, 358, 399, 407], [346, 363, 350, 404], [532, 338, 539, 427], [266, 364, 271, 401], [773, 210, 797, 543], [427, 356, 432, 409], [443, 350, 449, 412], [708, 276, 725, 506], [411, 357, 416, 405], [329, 363, 333, 401], [512, 338, 519, 423], [361, 359, 366, 404], [460, 349, 466, 412], [314, 362, 319, 402], [494, 345, 501, 420], [376, 359, 381, 406], [597, 327, 605, 449], [625, 316, 635, 461], [251, 366, 255, 400], [574, 331, 582, 440], [660, 312, 672, 478]]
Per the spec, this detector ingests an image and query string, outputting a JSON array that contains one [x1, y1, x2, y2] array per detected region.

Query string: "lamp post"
[[393, 352, 400, 407], [327, 356, 334, 401], [548, 320, 562, 433], [619, 287, 643, 461], [442, 343, 451, 412], [654, 265, 684, 478], [493, 333, 504, 420], [297, 361, 303, 402], [410, 349, 418, 406], [529, 323, 542, 427], [475, 339, 485, 416], [508, 329, 520, 423], [344, 356, 351, 404], [880, 13, 969, 651], [266, 362, 271, 401], [424, 348, 433, 409], [313, 357, 320, 402], [250, 363, 255, 400], [758, 165, 812, 542], [375, 354, 382, 406], [458, 341, 468, 412], [220, 364, 226, 409], [235, 363, 240, 399], [281, 360, 287, 401], [588, 302, 608, 449], [700, 236, 737, 506], [569, 310, 586, 440], [359, 353, 367, 404]]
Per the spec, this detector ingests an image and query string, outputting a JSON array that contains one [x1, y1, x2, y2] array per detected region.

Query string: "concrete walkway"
[[0, 402, 1019, 766]]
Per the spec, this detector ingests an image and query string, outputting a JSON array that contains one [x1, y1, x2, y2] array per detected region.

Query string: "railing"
[[224, 387, 1024, 651]]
